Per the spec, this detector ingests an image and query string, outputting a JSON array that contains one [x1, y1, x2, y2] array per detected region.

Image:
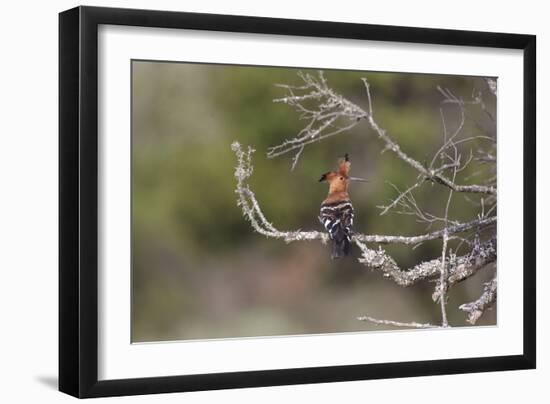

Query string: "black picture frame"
[[59, 5, 536, 398]]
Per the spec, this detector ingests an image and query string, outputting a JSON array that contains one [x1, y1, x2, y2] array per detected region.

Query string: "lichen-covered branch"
[[432, 236, 496, 301], [459, 275, 498, 324], [232, 141, 328, 244], [232, 141, 495, 246], [355, 238, 495, 287]]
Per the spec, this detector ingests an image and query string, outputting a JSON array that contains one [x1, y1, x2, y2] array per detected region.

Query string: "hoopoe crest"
[[319, 154, 365, 259]]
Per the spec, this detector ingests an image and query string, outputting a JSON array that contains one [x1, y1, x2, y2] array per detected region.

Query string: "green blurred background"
[[131, 61, 496, 342]]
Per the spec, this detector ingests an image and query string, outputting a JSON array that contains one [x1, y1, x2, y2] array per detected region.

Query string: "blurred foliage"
[[132, 61, 496, 342]]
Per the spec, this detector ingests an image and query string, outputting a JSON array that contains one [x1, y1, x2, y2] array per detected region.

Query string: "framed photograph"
[[59, 6, 536, 398]]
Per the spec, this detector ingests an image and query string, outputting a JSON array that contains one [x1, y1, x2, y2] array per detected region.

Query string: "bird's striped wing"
[[319, 200, 354, 243]]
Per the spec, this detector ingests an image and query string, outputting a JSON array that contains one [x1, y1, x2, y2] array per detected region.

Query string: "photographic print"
[[131, 61, 497, 343], [59, 8, 535, 396]]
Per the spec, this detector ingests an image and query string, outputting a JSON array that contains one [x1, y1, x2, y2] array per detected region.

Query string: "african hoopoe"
[[319, 154, 366, 259]]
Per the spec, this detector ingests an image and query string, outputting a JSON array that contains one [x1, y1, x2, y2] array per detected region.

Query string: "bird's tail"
[[331, 238, 351, 259]]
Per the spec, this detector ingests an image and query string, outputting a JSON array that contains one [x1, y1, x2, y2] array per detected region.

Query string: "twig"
[[438, 230, 450, 326], [435, 116, 459, 327], [378, 179, 425, 216]]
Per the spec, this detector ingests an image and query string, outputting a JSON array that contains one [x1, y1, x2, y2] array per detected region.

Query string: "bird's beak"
[[319, 173, 328, 182], [349, 176, 369, 182]]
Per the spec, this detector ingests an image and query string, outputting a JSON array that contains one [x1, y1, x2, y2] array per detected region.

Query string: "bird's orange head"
[[319, 153, 352, 195], [319, 154, 368, 201]]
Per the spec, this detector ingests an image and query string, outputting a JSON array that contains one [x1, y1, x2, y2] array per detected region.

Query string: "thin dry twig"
[[357, 315, 441, 329], [438, 230, 450, 327], [434, 108, 459, 327]]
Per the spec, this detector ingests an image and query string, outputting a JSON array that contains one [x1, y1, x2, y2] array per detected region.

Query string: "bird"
[[318, 154, 367, 259]]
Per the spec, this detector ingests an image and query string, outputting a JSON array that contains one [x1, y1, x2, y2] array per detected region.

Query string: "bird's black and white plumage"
[[320, 199, 354, 259]]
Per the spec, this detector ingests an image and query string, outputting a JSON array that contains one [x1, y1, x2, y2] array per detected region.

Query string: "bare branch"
[[269, 71, 364, 168], [272, 72, 496, 195], [353, 216, 495, 245], [357, 315, 441, 329], [459, 274, 497, 324], [362, 77, 495, 195]]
